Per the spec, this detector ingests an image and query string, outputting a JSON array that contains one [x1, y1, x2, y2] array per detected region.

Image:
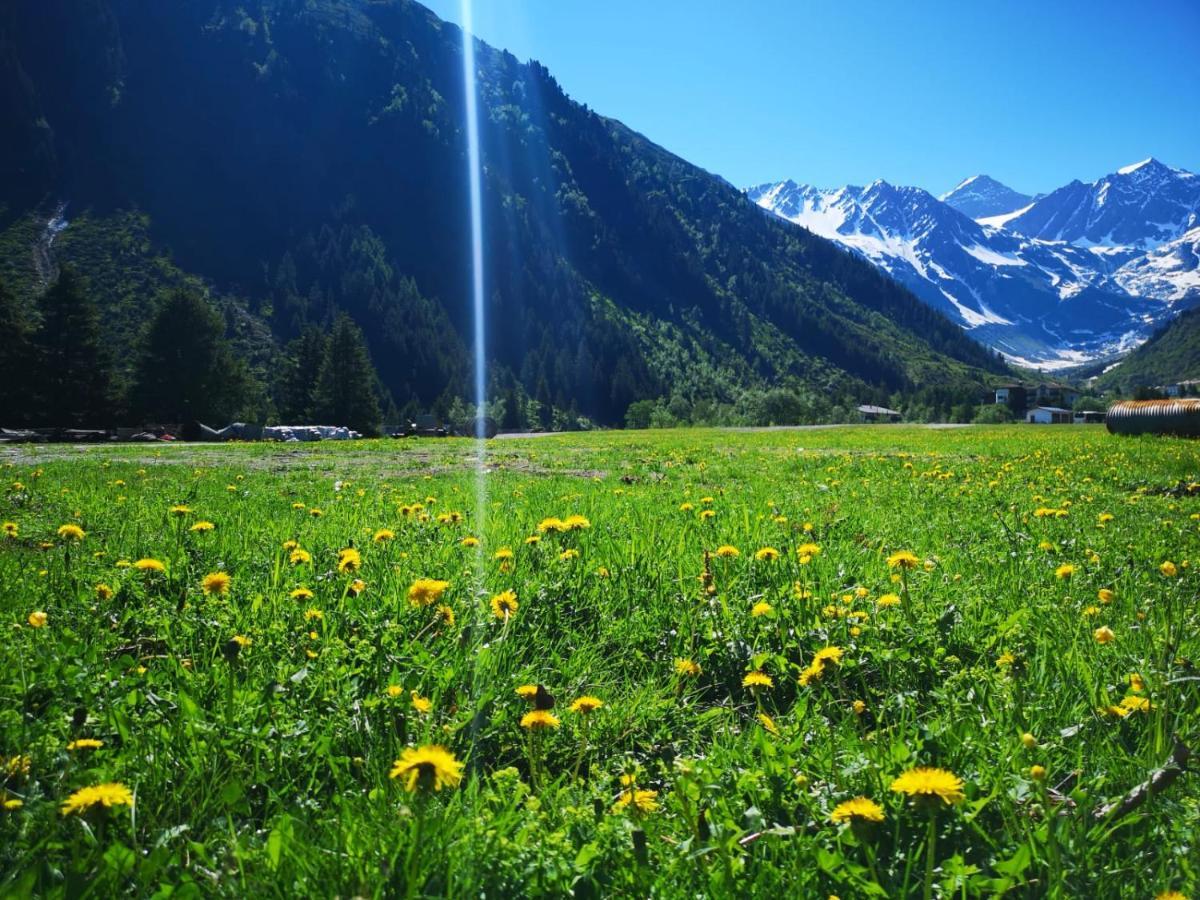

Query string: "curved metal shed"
[[1106, 399, 1200, 436]]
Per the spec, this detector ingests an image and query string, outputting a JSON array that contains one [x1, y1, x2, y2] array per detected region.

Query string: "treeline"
[[0, 269, 385, 434]]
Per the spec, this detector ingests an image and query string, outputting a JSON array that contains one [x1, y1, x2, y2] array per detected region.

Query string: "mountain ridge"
[[749, 158, 1200, 370], [0, 0, 1005, 427]]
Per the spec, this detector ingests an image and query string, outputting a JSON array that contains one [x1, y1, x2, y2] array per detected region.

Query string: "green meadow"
[[1, 425, 1198, 897]]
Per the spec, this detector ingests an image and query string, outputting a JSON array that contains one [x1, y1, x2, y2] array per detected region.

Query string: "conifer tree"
[[33, 267, 114, 426], [276, 326, 329, 422], [310, 313, 382, 435], [131, 288, 255, 424], [0, 277, 34, 425]]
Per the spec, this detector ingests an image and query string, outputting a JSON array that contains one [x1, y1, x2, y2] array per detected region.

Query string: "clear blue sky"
[[422, 0, 1200, 196]]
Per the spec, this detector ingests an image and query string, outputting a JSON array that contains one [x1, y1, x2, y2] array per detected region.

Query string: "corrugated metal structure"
[[1106, 399, 1200, 436]]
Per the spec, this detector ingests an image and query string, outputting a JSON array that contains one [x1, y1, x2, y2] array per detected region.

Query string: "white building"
[[1026, 406, 1073, 424]]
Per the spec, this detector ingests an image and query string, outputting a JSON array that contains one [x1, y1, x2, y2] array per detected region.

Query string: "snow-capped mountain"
[[748, 160, 1200, 369], [940, 175, 1034, 220], [1005, 158, 1199, 249]]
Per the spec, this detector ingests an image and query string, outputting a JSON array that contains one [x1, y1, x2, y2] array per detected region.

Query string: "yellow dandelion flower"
[[66, 739, 103, 751], [308, 508, 323, 518], [1119, 694, 1153, 714], [877, 593, 900, 608], [886, 550, 919, 570], [2, 522, 17, 538], [169, 505, 192, 517], [411, 692, 433, 714], [798, 662, 823, 686], [337, 547, 361, 574], [461, 536, 480, 548], [304, 608, 323, 621], [515, 684, 539, 700], [754, 547, 780, 562], [290, 587, 314, 601], [189, 521, 215, 533], [1055, 563, 1077, 580], [386, 684, 403, 698], [537, 517, 566, 533], [491, 590, 519, 619], [57, 524, 86, 541], [134, 558, 166, 574], [715, 545, 740, 558], [27, 611, 48, 628], [852, 700, 867, 716], [699, 509, 715, 520], [520, 709, 560, 730], [758, 712, 780, 735], [494, 547, 514, 560], [797, 542, 821, 558], [60, 782, 133, 815], [563, 514, 591, 531], [201, 571, 231, 596], [348, 578, 366, 596], [890, 767, 965, 805], [373, 529, 395, 544], [388, 745, 463, 793], [814, 646, 844, 667], [289, 548, 312, 565], [751, 601, 773, 617], [1098, 588, 1115, 604], [674, 658, 701, 677], [1029, 765, 1047, 781], [569, 695, 604, 715], [830, 796, 885, 824], [95, 583, 114, 601], [1160, 560, 1178, 577], [408, 578, 450, 607], [613, 787, 658, 814], [435, 604, 456, 627], [742, 670, 773, 689], [1021, 732, 1037, 748], [1094, 626, 1115, 644], [558, 548, 579, 561]]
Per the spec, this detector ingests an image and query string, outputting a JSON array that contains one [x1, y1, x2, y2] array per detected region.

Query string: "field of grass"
[[2, 425, 1198, 897]]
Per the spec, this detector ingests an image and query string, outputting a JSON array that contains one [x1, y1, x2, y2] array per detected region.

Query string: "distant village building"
[[1164, 380, 1200, 398], [994, 384, 1027, 412], [1025, 406, 1073, 424], [995, 382, 1078, 414], [1073, 410, 1106, 424], [857, 404, 901, 423]]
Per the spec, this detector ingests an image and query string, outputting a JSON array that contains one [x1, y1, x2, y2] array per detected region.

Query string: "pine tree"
[[275, 326, 328, 422], [0, 277, 34, 425], [310, 313, 382, 435], [131, 288, 256, 425], [32, 267, 114, 426]]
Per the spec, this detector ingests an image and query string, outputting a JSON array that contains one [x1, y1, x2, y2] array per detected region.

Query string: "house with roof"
[[1025, 406, 1073, 424], [857, 404, 901, 423]]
